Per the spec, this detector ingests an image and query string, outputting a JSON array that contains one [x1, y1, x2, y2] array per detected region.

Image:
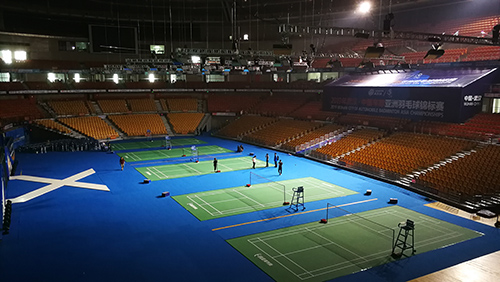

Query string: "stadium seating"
[[34, 119, 72, 134], [248, 92, 314, 117], [216, 115, 277, 138], [289, 100, 342, 121], [336, 113, 410, 130], [416, 145, 500, 197], [207, 92, 263, 113], [97, 99, 130, 113], [108, 114, 167, 136], [281, 124, 346, 152], [167, 113, 204, 134], [338, 132, 476, 175], [59, 116, 119, 140], [313, 128, 385, 160], [127, 98, 158, 112], [48, 100, 90, 116], [243, 119, 322, 147], [166, 97, 198, 112], [0, 98, 44, 121]]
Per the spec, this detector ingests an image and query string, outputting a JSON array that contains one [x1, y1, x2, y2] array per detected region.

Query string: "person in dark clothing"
[[278, 160, 283, 175], [120, 157, 125, 171], [213, 158, 218, 172], [252, 155, 256, 169], [265, 153, 269, 167], [274, 153, 279, 167]]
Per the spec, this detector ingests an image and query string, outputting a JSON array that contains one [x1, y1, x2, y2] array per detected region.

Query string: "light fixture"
[[358, 1, 372, 14], [74, 73, 81, 83], [243, 34, 249, 41], [14, 51, 27, 61], [113, 74, 119, 84], [47, 72, 56, 83], [1, 50, 12, 64], [424, 43, 445, 59], [191, 55, 201, 64], [148, 73, 155, 83]]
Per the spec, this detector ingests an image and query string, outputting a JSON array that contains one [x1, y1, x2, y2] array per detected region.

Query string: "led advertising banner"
[[323, 68, 498, 123], [330, 68, 497, 88]]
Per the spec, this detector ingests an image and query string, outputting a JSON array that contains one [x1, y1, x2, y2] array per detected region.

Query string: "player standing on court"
[[120, 157, 125, 171], [213, 157, 218, 172]]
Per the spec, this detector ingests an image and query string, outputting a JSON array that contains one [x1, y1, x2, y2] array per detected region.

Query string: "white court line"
[[129, 152, 142, 161], [248, 208, 473, 277], [187, 195, 216, 216], [218, 163, 235, 171], [151, 167, 169, 179], [247, 208, 470, 280], [193, 195, 223, 215], [182, 163, 202, 174], [231, 189, 265, 207], [258, 237, 313, 279]]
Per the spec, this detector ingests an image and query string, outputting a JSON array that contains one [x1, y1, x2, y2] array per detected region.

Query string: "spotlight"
[[424, 43, 445, 59], [358, 1, 372, 14]]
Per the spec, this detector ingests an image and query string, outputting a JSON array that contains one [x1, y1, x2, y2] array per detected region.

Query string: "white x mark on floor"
[[8, 168, 110, 203]]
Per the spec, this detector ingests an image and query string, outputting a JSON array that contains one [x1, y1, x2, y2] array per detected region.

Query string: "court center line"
[[211, 198, 378, 231]]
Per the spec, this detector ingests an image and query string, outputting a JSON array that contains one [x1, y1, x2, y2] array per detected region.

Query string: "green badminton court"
[[173, 177, 357, 220], [111, 138, 206, 150], [118, 145, 233, 162], [227, 205, 482, 282], [135, 156, 267, 180]]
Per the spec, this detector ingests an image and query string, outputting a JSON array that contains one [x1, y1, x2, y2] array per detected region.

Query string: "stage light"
[[74, 73, 81, 83], [243, 34, 249, 41], [424, 43, 445, 59], [113, 74, 119, 84], [358, 1, 372, 14]]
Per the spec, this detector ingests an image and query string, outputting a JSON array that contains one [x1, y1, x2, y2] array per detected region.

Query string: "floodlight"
[[243, 34, 249, 41], [113, 74, 119, 84], [148, 73, 155, 83], [47, 72, 56, 83], [74, 73, 81, 83], [14, 51, 27, 61], [191, 55, 201, 64], [1, 50, 12, 64], [358, 1, 371, 14]]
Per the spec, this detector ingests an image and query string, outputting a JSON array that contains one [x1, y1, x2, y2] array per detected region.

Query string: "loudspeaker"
[[364, 190, 372, 196], [143, 179, 151, 184], [161, 191, 170, 197], [389, 198, 398, 204]]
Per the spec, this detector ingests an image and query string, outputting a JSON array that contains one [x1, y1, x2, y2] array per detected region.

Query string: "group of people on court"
[[213, 152, 283, 175]]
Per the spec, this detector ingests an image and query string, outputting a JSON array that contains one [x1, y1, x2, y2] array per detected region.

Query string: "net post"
[[320, 202, 331, 223]]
